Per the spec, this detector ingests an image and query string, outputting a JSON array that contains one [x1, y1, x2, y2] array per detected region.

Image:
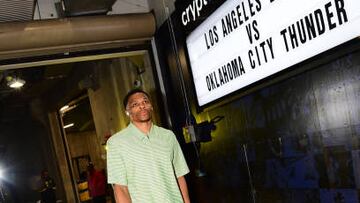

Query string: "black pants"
[[41, 189, 56, 203], [92, 195, 106, 203]]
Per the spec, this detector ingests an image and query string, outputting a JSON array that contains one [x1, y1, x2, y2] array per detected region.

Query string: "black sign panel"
[[175, 0, 226, 34]]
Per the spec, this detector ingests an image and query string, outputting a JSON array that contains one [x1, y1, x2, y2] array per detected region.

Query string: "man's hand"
[[113, 184, 131, 203]]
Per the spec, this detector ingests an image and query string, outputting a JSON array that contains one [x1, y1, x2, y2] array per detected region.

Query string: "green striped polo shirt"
[[107, 123, 189, 203]]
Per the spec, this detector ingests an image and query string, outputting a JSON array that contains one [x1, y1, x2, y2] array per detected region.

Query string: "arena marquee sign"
[[186, 0, 360, 107]]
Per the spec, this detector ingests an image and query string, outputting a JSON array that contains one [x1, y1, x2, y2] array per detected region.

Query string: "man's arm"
[[177, 176, 190, 203], [113, 184, 131, 203]]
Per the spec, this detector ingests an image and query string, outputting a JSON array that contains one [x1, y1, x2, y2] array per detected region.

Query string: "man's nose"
[[139, 101, 146, 109]]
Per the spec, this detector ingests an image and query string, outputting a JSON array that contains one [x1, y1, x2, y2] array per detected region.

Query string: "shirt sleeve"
[[106, 138, 128, 185], [171, 132, 190, 178]]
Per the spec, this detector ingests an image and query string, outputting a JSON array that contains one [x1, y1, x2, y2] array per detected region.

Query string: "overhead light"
[[60, 105, 69, 112], [7, 77, 26, 89], [59, 104, 77, 115], [63, 123, 74, 129]]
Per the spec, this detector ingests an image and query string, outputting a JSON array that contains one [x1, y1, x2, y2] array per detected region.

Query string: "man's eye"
[[131, 103, 139, 108]]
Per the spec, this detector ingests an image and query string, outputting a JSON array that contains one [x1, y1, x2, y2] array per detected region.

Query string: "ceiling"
[[0, 64, 73, 122], [0, 64, 71, 98]]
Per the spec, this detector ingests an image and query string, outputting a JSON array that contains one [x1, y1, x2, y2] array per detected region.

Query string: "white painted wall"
[[108, 0, 150, 15]]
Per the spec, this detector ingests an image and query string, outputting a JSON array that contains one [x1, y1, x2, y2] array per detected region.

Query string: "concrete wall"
[[34, 0, 59, 20], [148, 0, 175, 26], [88, 58, 134, 143]]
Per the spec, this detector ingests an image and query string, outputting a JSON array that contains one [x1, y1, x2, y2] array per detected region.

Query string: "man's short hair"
[[87, 162, 94, 171], [123, 89, 150, 108]]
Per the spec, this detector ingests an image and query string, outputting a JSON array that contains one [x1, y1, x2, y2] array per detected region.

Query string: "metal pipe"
[[0, 13, 156, 59]]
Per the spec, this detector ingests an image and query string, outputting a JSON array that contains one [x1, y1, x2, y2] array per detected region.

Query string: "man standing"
[[39, 169, 56, 203], [87, 163, 106, 203], [107, 89, 190, 203]]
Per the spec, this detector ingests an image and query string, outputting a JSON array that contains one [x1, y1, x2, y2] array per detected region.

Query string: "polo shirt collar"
[[129, 122, 155, 141]]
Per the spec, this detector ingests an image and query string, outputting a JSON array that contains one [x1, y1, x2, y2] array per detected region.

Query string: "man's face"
[[126, 92, 153, 123]]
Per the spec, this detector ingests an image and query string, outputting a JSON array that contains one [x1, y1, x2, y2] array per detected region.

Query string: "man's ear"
[[125, 111, 130, 116]]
